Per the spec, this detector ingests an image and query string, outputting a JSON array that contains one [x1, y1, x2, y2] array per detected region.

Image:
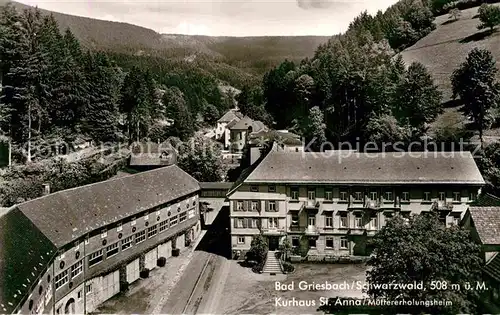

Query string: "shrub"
[[139, 268, 150, 278], [120, 280, 129, 292], [282, 261, 295, 273], [157, 257, 167, 267]]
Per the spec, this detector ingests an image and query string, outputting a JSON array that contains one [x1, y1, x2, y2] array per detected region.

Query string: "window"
[[77, 290, 82, 300], [268, 201, 276, 211], [170, 215, 178, 226], [250, 218, 260, 228], [179, 212, 187, 222], [370, 217, 378, 230], [159, 220, 169, 233], [292, 237, 299, 247], [88, 250, 103, 267], [106, 242, 119, 257], [402, 192, 410, 201], [370, 192, 377, 200], [135, 230, 146, 244], [355, 216, 363, 228], [251, 201, 258, 211], [85, 284, 92, 294], [236, 201, 243, 211], [237, 236, 245, 244], [250, 185, 258, 192], [308, 238, 316, 248], [354, 192, 362, 201], [453, 192, 460, 202], [117, 222, 122, 232], [291, 212, 299, 226], [239, 132, 242, 140], [340, 215, 348, 228], [384, 191, 393, 201], [101, 229, 107, 238], [308, 216, 316, 227], [340, 237, 348, 249], [325, 191, 333, 201], [291, 189, 299, 200], [439, 192, 445, 201], [55, 270, 68, 290], [147, 225, 158, 238], [326, 237, 334, 249], [268, 185, 276, 192], [325, 214, 333, 227], [470, 191, 477, 201], [308, 190, 316, 200], [269, 217, 278, 228], [423, 192, 431, 201], [237, 218, 244, 228], [340, 191, 348, 201], [453, 216, 460, 226], [121, 236, 133, 250], [70, 260, 83, 278]]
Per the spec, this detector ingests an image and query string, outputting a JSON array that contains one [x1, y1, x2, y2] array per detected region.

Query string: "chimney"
[[42, 183, 50, 196]]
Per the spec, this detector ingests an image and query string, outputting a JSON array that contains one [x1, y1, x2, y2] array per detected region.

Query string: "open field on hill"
[[400, 4, 500, 101]]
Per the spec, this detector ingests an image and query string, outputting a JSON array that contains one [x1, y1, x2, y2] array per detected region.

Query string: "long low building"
[[227, 150, 485, 260], [0, 164, 202, 314]]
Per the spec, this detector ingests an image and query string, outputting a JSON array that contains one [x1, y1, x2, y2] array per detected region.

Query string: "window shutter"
[[233, 218, 237, 228], [275, 201, 279, 212], [243, 200, 249, 211], [257, 200, 261, 212], [243, 218, 248, 228], [257, 218, 261, 228], [233, 201, 238, 211], [265, 200, 269, 211]]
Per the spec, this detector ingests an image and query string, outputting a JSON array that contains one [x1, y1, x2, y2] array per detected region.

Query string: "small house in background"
[[73, 136, 93, 150], [246, 129, 301, 165], [128, 141, 177, 172], [216, 109, 243, 149], [229, 117, 267, 154], [462, 193, 500, 313]]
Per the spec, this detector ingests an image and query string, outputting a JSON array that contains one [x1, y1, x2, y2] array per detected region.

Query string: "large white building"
[[0, 165, 202, 314]]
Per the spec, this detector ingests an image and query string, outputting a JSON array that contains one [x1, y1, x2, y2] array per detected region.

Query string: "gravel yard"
[[216, 262, 368, 315]]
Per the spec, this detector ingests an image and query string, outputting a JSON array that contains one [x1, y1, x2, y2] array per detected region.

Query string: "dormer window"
[[268, 185, 276, 192], [250, 185, 258, 192]]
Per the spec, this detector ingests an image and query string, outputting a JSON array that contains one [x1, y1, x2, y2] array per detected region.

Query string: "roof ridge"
[[14, 165, 180, 208]]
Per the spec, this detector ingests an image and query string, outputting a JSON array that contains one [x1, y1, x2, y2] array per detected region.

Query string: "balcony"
[[365, 199, 381, 210], [431, 200, 454, 211], [304, 225, 320, 235], [261, 227, 286, 235]]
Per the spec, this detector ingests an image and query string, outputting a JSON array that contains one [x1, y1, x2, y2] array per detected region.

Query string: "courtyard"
[[214, 261, 368, 315]]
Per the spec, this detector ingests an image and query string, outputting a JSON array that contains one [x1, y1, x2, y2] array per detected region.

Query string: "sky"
[[16, 0, 399, 37]]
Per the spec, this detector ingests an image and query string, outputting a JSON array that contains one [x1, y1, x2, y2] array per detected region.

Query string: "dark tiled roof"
[[229, 117, 267, 132], [199, 182, 234, 190], [248, 130, 302, 146], [244, 150, 485, 185], [484, 253, 500, 282], [470, 193, 500, 207], [17, 165, 200, 248], [0, 208, 57, 314], [468, 206, 500, 245], [226, 118, 239, 129], [217, 109, 242, 123]]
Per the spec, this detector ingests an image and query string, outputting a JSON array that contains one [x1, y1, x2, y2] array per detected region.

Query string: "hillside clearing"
[[400, 4, 500, 101]]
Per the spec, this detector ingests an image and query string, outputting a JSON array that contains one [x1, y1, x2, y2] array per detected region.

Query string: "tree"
[[477, 4, 500, 32], [367, 213, 484, 314], [448, 8, 461, 21], [163, 86, 194, 141], [393, 62, 442, 131], [365, 114, 412, 144], [177, 135, 227, 182], [301, 106, 326, 152], [247, 234, 268, 272], [451, 48, 500, 148], [202, 104, 219, 126]]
